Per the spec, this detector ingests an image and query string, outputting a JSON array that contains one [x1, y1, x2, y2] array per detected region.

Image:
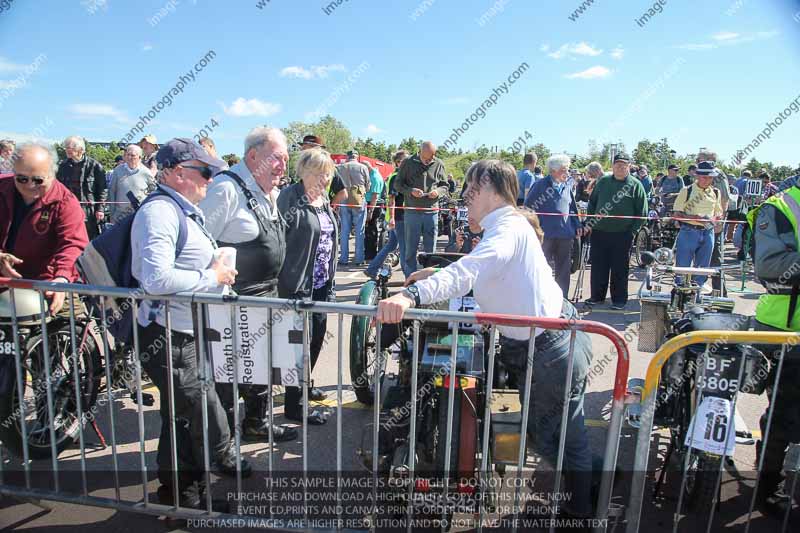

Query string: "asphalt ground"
[[0, 235, 797, 532]]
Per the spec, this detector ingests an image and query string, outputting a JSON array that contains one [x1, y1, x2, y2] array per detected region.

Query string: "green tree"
[[282, 115, 353, 154]]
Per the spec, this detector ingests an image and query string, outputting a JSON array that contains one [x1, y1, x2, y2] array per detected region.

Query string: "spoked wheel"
[[685, 451, 722, 513], [350, 282, 388, 405], [631, 227, 651, 268], [0, 323, 101, 459]]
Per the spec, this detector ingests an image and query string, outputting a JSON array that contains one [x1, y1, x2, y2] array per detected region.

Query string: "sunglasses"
[[15, 174, 46, 185], [179, 164, 214, 180]]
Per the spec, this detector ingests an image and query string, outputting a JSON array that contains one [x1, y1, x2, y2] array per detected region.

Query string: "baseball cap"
[[667, 164, 679, 171], [346, 149, 359, 159], [139, 134, 158, 145], [114, 155, 124, 163], [695, 161, 719, 177], [613, 153, 630, 163], [156, 137, 226, 170]]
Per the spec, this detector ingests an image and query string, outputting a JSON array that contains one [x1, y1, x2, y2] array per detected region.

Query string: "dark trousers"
[[285, 285, 329, 415], [139, 321, 230, 489], [365, 206, 384, 260], [498, 300, 594, 517], [543, 237, 574, 299], [589, 230, 633, 304], [710, 228, 725, 293], [754, 320, 800, 499]]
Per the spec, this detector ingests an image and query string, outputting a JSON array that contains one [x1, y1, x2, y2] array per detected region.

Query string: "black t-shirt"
[[6, 190, 34, 253], [329, 168, 345, 201], [682, 174, 693, 187], [388, 175, 405, 221]]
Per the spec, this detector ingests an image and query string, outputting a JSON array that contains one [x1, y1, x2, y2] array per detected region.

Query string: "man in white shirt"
[[200, 126, 297, 442], [378, 159, 596, 519]]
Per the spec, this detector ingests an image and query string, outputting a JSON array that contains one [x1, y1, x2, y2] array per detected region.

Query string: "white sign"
[[457, 207, 468, 222], [685, 396, 736, 456], [206, 304, 305, 386], [449, 295, 481, 331]]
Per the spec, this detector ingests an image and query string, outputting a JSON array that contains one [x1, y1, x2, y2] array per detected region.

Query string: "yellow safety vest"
[[748, 186, 800, 331]]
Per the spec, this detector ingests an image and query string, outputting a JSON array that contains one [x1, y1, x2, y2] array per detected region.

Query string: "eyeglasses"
[[15, 174, 46, 185], [179, 164, 214, 180]]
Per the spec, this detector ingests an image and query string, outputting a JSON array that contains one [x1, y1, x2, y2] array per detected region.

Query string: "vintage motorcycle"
[[350, 253, 520, 524], [631, 196, 679, 268], [626, 249, 769, 515], [0, 287, 151, 460]]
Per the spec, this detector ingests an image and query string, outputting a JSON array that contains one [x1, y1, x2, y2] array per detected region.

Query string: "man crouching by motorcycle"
[[377, 159, 595, 519], [0, 142, 88, 314], [749, 178, 800, 517]]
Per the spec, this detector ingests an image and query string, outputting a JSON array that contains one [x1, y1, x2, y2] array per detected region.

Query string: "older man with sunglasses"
[[0, 142, 88, 315]]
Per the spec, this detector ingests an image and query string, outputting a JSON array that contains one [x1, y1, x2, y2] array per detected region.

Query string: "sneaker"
[[610, 302, 627, 310], [701, 282, 713, 295], [213, 444, 253, 478], [584, 298, 604, 306], [241, 419, 298, 443]]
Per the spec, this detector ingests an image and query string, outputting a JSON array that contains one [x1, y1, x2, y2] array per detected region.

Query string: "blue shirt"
[[639, 174, 653, 197], [131, 185, 221, 333], [735, 177, 748, 196], [524, 175, 581, 240], [365, 168, 385, 203], [517, 169, 535, 200]]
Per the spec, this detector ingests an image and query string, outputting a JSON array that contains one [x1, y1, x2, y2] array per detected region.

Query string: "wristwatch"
[[402, 285, 421, 308]]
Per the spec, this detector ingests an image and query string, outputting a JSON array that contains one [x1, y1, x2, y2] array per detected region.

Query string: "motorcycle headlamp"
[[654, 247, 674, 265]]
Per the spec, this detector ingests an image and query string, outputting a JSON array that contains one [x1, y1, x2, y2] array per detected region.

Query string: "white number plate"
[[685, 396, 736, 456], [0, 341, 13, 356], [456, 207, 468, 222]]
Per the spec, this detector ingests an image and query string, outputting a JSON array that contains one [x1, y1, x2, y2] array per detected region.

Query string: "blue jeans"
[[404, 211, 437, 273], [499, 300, 594, 517], [339, 205, 366, 264], [366, 219, 411, 278], [675, 225, 714, 285]]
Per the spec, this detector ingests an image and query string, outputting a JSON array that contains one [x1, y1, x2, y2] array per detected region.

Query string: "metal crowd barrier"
[[0, 277, 630, 532], [625, 330, 800, 533]]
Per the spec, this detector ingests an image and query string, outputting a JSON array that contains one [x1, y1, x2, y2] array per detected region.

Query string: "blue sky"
[[1, 0, 799, 166]]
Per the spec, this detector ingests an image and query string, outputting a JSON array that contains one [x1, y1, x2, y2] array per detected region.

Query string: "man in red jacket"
[[0, 142, 89, 314]]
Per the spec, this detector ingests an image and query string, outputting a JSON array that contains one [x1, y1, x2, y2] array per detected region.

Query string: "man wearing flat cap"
[[585, 153, 648, 310]]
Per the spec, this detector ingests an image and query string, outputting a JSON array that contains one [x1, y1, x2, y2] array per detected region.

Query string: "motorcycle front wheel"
[[0, 322, 101, 460]]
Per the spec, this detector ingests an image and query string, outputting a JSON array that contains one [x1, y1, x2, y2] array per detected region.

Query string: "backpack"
[[77, 188, 188, 343]]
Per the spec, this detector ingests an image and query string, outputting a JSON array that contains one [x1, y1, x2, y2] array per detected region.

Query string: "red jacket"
[[0, 176, 89, 281]]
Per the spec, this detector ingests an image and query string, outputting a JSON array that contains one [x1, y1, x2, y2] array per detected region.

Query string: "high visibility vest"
[[748, 186, 800, 331]]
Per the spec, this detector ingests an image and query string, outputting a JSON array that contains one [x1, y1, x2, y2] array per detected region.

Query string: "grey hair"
[[243, 126, 286, 156], [546, 153, 571, 174], [586, 161, 603, 176], [421, 140, 437, 152], [13, 141, 59, 176], [63, 135, 86, 151], [124, 144, 143, 156]]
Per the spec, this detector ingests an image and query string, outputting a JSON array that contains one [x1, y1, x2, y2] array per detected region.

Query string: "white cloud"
[[68, 103, 129, 123], [565, 66, 612, 80], [220, 97, 281, 117], [0, 57, 25, 73], [713, 32, 740, 41], [676, 29, 778, 50], [365, 124, 382, 135], [441, 96, 469, 105], [548, 42, 602, 60], [280, 64, 346, 80], [540, 44, 550, 52], [610, 46, 624, 60], [142, 43, 154, 52], [0, 80, 23, 89]]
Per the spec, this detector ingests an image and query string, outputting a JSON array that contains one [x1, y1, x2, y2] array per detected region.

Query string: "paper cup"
[[215, 247, 237, 269]]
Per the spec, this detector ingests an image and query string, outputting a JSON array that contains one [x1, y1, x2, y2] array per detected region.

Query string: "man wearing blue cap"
[[131, 137, 248, 508]]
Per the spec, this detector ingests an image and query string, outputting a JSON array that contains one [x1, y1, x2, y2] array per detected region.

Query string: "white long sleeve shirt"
[[415, 205, 563, 340]]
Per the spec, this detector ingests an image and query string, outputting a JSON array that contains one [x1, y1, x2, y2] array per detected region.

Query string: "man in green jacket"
[[393, 141, 448, 272], [585, 153, 647, 309]]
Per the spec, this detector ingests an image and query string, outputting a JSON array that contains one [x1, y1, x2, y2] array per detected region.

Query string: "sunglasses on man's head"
[[178, 164, 214, 180], [15, 174, 46, 185]]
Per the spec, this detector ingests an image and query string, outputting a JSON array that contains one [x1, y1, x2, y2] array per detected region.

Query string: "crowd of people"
[[0, 130, 797, 517]]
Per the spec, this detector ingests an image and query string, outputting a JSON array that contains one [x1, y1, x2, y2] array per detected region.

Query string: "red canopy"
[[331, 154, 393, 179]]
